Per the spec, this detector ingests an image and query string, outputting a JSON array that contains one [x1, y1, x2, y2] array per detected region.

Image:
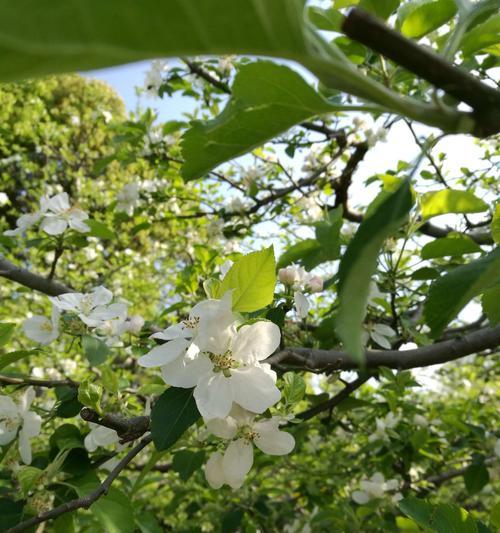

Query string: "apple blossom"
[[352, 472, 402, 504], [0, 387, 42, 464], [39, 192, 90, 235], [144, 59, 168, 97], [84, 423, 120, 452], [125, 315, 145, 335], [4, 212, 42, 236], [368, 412, 400, 442], [116, 183, 140, 215], [23, 305, 60, 345]]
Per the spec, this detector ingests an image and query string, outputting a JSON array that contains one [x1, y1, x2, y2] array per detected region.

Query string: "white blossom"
[[144, 60, 169, 97], [4, 212, 43, 236], [23, 306, 60, 345], [364, 323, 396, 350], [39, 193, 90, 235], [352, 472, 402, 504], [0, 387, 42, 464], [227, 197, 247, 214], [0, 192, 9, 206], [84, 423, 120, 452], [116, 183, 140, 216], [368, 412, 400, 442], [218, 55, 236, 76], [278, 265, 323, 319]]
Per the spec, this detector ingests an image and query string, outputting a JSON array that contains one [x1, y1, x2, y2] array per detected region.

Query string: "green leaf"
[[421, 235, 481, 259], [461, 13, 500, 56], [432, 503, 479, 533], [222, 508, 245, 533], [463, 462, 490, 495], [420, 189, 488, 219], [282, 372, 306, 404], [398, 0, 457, 39], [218, 246, 276, 312], [399, 497, 433, 530], [492, 204, 500, 244], [151, 387, 200, 451], [0, 349, 37, 371], [82, 335, 111, 366], [482, 284, 500, 325], [181, 62, 333, 180], [172, 450, 206, 481], [77, 380, 103, 413], [0, 498, 24, 531], [277, 239, 323, 270], [85, 220, 115, 240], [359, 0, 401, 19], [336, 180, 413, 364], [0, 322, 15, 347], [135, 511, 164, 533], [308, 7, 343, 31], [491, 502, 500, 529], [49, 424, 84, 452], [0, 0, 309, 83], [424, 248, 500, 336], [17, 465, 43, 496]]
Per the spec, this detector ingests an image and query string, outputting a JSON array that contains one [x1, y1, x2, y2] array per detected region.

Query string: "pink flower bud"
[[278, 266, 298, 286], [307, 276, 323, 293]]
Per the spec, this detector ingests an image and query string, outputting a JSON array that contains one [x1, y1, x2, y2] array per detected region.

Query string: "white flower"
[[23, 306, 60, 345], [49, 286, 127, 327], [294, 291, 310, 319], [84, 423, 120, 452], [116, 183, 140, 216], [306, 276, 323, 293], [0, 192, 9, 207], [218, 55, 236, 76], [367, 281, 385, 308], [101, 110, 113, 123], [296, 195, 323, 222], [205, 406, 294, 489], [368, 412, 400, 442], [144, 60, 168, 97], [413, 414, 428, 427], [366, 323, 396, 350], [4, 212, 42, 236], [278, 265, 322, 318], [0, 388, 42, 464], [125, 315, 145, 335], [241, 166, 260, 187], [352, 472, 400, 504], [39, 193, 90, 235], [207, 219, 224, 239], [227, 197, 247, 213]]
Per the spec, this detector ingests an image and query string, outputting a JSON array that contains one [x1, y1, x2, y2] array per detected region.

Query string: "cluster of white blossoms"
[[116, 182, 140, 216], [0, 387, 41, 465], [352, 472, 402, 504], [144, 59, 169, 98], [138, 292, 295, 488], [23, 286, 143, 346], [4, 192, 89, 237], [350, 116, 388, 148], [278, 265, 323, 318]]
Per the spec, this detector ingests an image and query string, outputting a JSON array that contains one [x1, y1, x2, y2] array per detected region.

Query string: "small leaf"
[[359, 0, 400, 19], [421, 235, 481, 259], [464, 462, 490, 495], [424, 248, 500, 336], [17, 466, 43, 496], [308, 7, 343, 31], [336, 180, 413, 364], [85, 220, 115, 240], [218, 246, 276, 312], [151, 387, 200, 451], [0, 323, 16, 347], [82, 335, 111, 366], [0, 349, 38, 371], [172, 450, 206, 481], [420, 189, 488, 219], [282, 372, 306, 404], [78, 380, 103, 413]]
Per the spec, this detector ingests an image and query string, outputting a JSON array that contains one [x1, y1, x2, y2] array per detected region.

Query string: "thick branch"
[[80, 407, 150, 443], [342, 8, 500, 137], [6, 435, 152, 533], [268, 325, 500, 371], [0, 257, 71, 296]]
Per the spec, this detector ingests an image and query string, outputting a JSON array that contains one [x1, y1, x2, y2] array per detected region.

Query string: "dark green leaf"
[[151, 387, 200, 451], [463, 462, 489, 495], [424, 248, 500, 336], [0, 498, 25, 531], [399, 497, 433, 529], [172, 450, 206, 481], [308, 7, 343, 31], [222, 508, 244, 533], [359, 0, 400, 19]]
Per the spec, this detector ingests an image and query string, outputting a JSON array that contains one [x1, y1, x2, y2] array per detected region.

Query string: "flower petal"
[[194, 372, 233, 420], [253, 422, 295, 455], [138, 337, 190, 368], [205, 452, 225, 489], [206, 416, 238, 440], [161, 353, 212, 388], [352, 490, 370, 504], [294, 291, 309, 318], [231, 321, 280, 363], [40, 216, 67, 235], [230, 366, 281, 414], [18, 428, 32, 464], [21, 411, 42, 438], [222, 438, 253, 488]]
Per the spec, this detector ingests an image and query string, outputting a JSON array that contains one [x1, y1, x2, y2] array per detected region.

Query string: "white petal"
[[23, 316, 54, 344], [385, 479, 399, 491], [18, 387, 36, 414], [90, 286, 113, 306], [222, 438, 253, 488], [371, 472, 385, 485], [150, 323, 190, 341], [352, 490, 370, 504], [18, 428, 32, 464], [294, 291, 310, 318], [69, 217, 90, 233], [253, 422, 295, 455], [138, 337, 190, 368], [0, 425, 18, 445], [206, 417, 238, 440], [371, 331, 392, 349], [194, 373, 233, 420], [232, 321, 280, 363], [40, 216, 67, 235], [21, 411, 42, 438], [49, 292, 83, 312], [373, 324, 396, 337], [230, 366, 281, 414], [205, 452, 225, 489], [47, 192, 70, 213], [161, 354, 212, 388]]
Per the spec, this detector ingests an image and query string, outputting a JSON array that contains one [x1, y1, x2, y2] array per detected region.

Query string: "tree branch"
[[0, 257, 71, 296], [80, 407, 150, 444], [5, 435, 152, 533], [0, 374, 78, 388], [268, 325, 500, 371]]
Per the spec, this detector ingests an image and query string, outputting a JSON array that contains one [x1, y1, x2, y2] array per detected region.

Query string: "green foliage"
[[282, 372, 306, 405], [82, 336, 110, 366], [336, 180, 413, 363], [0, 349, 36, 371], [421, 189, 488, 219], [77, 380, 103, 413], [172, 450, 206, 481], [482, 284, 500, 325], [421, 235, 481, 259], [218, 246, 276, 312], [0, 323, 15, 346], [397, 0, 457, 39]]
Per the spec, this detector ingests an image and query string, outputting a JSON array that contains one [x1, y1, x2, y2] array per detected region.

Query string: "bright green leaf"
[[492, 204, 500, 244], [0, 323, 15, 347], [150, 387, 200, 451], [181, 62, 333, 180], [283, 372, 306, 404], [359, 0, 400, 19], [398, 0, 457, 39], [336, 180, 413, 364], [432, 503, 479, 533], [421, 235, 481, 259], [308, 7, 343, 32], [461, 13, 500, 56], [218, 246, 276, 312], [77, 380, 103, 413], [420, 189, 488, 219], [424, 248, 500, 336]]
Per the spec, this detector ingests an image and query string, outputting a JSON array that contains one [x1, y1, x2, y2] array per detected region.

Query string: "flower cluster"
[[352, 472, 402, 504], [138, 292, 295, 488], [0, 388, 41, 465], [278, 265, 323, 318], [4, 192, 89, 237], [116, 183, 140, 216], [144, 60, 169, 98]]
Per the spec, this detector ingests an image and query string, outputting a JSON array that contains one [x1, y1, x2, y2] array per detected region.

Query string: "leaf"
[[49, 424, 84, 452], [461, 13, 500, 56], [399, 497, 434, 530], [222, 508, 245, 533], [181, 62, 333, 180], [218, 246, 276, 312], [17, 465, 43, 496], [359, 0, 401, 19], [397, 0, 457, 39], [424, 248, 500, 336], [421, 235, 481, 259], [135, 511, 164, 533], [308, 7, 343, 31], [172, 450, 206, 481], [0, 322, 15, 347], [277, 239, 322, 269], [431, 503, 479, 533], [150, 387, 200, 451], [282, 372, 306, 404], [482, 284, 500, 325], [82, 335, 111, 366], [463, 462, 490, 495], [85, 220, 115, 240], [0, 0, 309, 83], [420, 189, 488, 219], [336, 180, 413, 364], [492, 204, 500, 244], [77, 380, 103, 413], [0, 349, 37, 371], [0, 498, 24, 531]]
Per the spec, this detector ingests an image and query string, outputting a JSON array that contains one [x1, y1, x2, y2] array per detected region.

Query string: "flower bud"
[[278, 266, 298, 286], [306, 275, 323, 293], [126, 315, 145, 335]]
